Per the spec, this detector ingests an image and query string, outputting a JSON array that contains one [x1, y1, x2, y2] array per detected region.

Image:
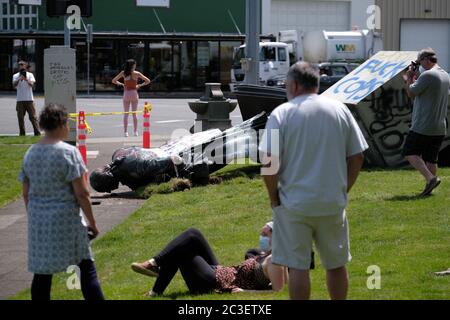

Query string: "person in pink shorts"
[[112, 59, 151, 137]]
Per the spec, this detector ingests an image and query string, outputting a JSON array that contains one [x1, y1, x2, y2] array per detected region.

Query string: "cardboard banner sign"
[[322, 51, 418, 105]]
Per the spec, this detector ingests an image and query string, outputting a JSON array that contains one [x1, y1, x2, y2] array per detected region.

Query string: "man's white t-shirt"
[[259, 94, 369, 216], [13, 72, 35, 102]]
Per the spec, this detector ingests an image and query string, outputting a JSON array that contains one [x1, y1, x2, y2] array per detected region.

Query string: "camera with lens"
[[410, 60, 419, 72]]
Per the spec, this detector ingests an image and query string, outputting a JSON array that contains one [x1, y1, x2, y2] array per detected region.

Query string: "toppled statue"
[[90, 113, 268, 193]]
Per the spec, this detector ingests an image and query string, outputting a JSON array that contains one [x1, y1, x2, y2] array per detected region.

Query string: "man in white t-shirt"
[[259, 62, 368, 300], [12, 60, 40, 136]]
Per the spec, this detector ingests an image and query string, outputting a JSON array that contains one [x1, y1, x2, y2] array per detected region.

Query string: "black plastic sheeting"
[[234, 84, 287, 121], [90, 112, 268, 193]]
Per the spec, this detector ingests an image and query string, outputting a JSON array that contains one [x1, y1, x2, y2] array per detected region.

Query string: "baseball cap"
[[417, 48, 436, 62]]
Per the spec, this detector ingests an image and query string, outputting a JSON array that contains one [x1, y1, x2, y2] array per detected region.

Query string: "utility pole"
[[86, 24, 93, 95], [244, 0, 261, 85], [64, 15, 71, 47]]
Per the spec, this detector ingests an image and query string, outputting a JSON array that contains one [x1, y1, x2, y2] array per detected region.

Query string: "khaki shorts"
[[271, 206, 351, 270]]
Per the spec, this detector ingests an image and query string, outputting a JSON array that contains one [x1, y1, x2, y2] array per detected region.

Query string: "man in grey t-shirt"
[[259, 62, 368, 300], [404, 48, 450, 196]]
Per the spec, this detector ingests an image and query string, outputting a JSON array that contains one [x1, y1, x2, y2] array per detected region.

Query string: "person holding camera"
[[12, 60, 40, 136], [404, 48, 450, 196]]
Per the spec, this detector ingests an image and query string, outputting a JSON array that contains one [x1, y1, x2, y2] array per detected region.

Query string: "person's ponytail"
[[123, 59, 136, 77]]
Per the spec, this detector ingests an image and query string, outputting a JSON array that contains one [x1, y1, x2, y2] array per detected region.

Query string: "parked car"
[[266, 61, 360, 93], [266, 75, 286, 88], [316, 62, 359, 93]]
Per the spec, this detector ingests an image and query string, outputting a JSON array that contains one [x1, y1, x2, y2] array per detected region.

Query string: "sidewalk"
[[0, 137, 165, 300]]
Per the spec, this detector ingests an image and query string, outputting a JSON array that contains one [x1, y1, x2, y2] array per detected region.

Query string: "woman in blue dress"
[[19, 104, 104, 300]]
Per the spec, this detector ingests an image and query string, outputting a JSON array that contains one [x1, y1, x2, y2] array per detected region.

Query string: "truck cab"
[[230, 42, 290, 91]]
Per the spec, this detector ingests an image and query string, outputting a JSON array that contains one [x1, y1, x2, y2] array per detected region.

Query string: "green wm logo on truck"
[[336, 44, 356, 53]]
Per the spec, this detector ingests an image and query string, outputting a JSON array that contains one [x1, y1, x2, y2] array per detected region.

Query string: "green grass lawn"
[[0, 136, 39, 208], [10, 163, 450, 300]]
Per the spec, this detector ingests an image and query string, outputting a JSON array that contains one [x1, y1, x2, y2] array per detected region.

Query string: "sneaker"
[[131, 261, 159, 277], [419, 176, 441, 197], [434, 268, 450, 276], [144, 290, 159, 297], [124, 132, 129, 137], [134, 131, 139, 137]]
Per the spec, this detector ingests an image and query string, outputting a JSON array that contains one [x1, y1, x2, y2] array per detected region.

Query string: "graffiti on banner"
[[322, 51, 418, 105]]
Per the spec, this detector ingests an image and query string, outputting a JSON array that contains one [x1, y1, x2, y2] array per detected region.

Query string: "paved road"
[[0, 96, 244, 139]]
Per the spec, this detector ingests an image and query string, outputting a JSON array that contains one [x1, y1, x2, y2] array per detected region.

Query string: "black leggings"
[[31, 259, 104, 300], [152, 228, 218, 295]]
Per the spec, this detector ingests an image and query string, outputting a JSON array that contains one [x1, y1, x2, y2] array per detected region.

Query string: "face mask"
[[419, 66, 426, 74], [259, 235, 271, 252]]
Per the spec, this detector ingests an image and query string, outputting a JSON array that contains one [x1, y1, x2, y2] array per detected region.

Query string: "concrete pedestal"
[[189, 83, 238, 132], [44, 46, 77, 144]]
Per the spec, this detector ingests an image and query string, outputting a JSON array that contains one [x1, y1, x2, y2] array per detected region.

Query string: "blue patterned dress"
[[19, 141, 92, 274]]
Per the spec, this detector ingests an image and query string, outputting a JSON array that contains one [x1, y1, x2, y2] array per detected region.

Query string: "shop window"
[[179, 41, 196, 90], [197, 41, 219, 87], [220, 41, 242, 88], [149, 41, 174, 91], [0, 39, 12, 90], [127, 41, 145, 68], [94, 40, 122, 91], [260, 46, 276, 61], [0, 2, 38, 31], [278, 47, 287, 62]]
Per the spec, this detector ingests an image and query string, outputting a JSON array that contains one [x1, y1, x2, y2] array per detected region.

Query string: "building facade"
[[0, 0, 248, 93], [262, 0, 375, 36], [375, 0, 450, 72]]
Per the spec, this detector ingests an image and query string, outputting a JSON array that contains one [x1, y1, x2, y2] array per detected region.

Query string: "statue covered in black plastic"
[[89, 112, 268, 193], [90, 148, 211, 192]]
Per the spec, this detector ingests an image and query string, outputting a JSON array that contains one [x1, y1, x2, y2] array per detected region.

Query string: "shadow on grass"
[[212, 164, 261, 181], [162, 290, 212, 300], [385, 194, 434, 202], [91, 191, 142, 200], [362, 166, 413, 173]]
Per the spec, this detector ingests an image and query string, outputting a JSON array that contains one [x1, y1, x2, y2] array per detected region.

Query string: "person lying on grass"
[[246, 221, 315, 269], [131, 227, 288, 297]]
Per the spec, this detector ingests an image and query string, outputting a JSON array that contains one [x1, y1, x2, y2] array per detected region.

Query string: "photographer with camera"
[[403, 48, 450, 196], [12, 60, 40, 136]]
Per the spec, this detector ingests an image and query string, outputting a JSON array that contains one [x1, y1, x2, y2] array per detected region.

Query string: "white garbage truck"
[[229, 42, 290, 91], [229, 29, 382, 91]]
